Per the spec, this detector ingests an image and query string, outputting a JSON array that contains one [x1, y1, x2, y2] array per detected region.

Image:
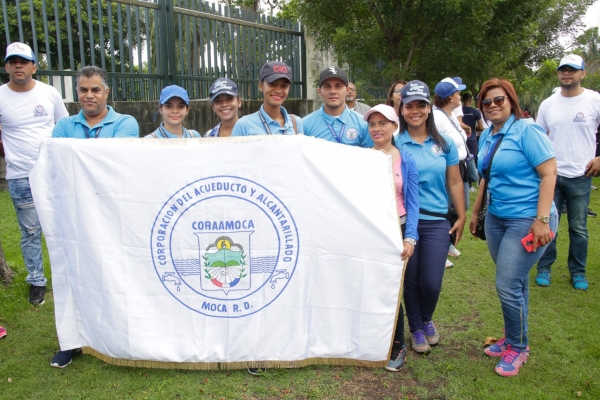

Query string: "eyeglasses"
[[481, 96, 506, 109], [558, 68, 579, 75], [393, 89, 403, 94]]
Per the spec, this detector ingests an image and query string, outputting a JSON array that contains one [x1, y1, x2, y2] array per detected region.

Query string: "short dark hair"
[[461, 92, 472, 103], [478, 78, 523, 120], [433, 94, 451, 108], [75, 66, 109, 89]]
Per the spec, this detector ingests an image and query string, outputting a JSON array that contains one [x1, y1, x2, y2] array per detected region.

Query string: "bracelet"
[[403, 238, 416, 247]]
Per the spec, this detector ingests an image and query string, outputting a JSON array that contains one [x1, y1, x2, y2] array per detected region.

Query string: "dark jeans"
[[392, 223, 407, 347], [403, 219, 450, 332], [537, 175, 591, 276]]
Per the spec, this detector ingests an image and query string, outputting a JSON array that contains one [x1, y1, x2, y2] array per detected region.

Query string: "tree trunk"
[[0, 239, 15, 285]]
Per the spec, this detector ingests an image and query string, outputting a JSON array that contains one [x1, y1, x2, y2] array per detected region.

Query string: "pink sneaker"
[[0, 326, 6, 339], [485, 337, 507, 357], [494, 345, 529, 377]]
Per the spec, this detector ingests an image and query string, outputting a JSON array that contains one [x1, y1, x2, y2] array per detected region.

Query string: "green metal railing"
[[0, 0, 306, 101]]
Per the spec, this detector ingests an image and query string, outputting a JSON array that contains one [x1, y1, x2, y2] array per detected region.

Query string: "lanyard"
[[83, 125, 102, 139], [481, 119, 516, 178], [325, 121, 346, 143], [257, 109, 274, 135], [157, 124, 193, 138], [207, 123, 221, 137]]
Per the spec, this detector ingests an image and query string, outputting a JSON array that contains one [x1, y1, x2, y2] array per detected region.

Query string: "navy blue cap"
[[401, 80, 431, 104], [209, 78, 238, 102]]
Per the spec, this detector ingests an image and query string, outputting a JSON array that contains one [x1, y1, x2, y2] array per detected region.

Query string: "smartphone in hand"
[[521, 231, 555, 252]]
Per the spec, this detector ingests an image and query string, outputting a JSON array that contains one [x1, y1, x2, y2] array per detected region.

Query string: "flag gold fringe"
[[82, 347, 386, 370]]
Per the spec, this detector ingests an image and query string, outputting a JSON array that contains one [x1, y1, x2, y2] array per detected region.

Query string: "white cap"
[[4, 42, 36, 64], [557, 54, 584, 70]]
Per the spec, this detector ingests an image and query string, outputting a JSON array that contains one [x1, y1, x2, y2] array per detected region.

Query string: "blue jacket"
[[400, 149, 419, 242]]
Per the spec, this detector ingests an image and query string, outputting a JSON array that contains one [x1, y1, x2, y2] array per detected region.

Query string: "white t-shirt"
[[536, 88, 600, 178], [452, 107, 463, 118], [0, 81, 69, 179], [433, 108, 467, 160]]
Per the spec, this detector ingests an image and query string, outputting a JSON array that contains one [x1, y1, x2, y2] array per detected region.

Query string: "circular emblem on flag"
[[431, 144, 443, 155], [150, 176, 300, 318], [346, 128, 358, 140]]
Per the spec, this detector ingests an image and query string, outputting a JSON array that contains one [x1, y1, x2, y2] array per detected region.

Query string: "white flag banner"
[[30, 135, 404, 369]]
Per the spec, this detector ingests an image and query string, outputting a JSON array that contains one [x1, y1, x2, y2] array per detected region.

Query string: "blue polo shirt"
[[52, 106, 139, 138], [477, 115, 555, 219], [303, 105, 373, 147], [395, 130, 459, 220], [144, 123, 201, 138], [231, 105, 302, 136]]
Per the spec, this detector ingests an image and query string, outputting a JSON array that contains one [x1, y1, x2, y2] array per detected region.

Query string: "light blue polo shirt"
[[477, 115, 555, 219], [303, 105, 373, 147], [395, 130, 459, 220], [231, 105, 303, 136], [52, 106, 139, 138], [144, 123, 201, 138]]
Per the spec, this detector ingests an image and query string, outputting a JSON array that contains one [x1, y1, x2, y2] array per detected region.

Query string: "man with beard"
[[345, 81, 371, 115], [535, 54, 600, 291], [304, 67, 372, 147]]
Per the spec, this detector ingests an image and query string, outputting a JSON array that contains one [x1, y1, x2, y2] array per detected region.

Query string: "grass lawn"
[[1, 179, 599, 399]]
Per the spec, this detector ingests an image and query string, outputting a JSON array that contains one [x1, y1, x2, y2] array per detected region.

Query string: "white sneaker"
[[448, 244, 461, 257], [445, 259, 454, 269], [469, 187, 477, 192], [592, 184, 598, 190]]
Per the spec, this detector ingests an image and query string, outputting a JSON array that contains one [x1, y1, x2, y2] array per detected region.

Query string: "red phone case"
[[521, 231, 555, 252]]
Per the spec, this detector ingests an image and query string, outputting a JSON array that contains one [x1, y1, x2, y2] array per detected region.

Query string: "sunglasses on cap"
[[481, 96, 506, 109]]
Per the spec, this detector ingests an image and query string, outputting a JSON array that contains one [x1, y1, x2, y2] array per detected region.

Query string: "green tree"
[[0, 0, 144, 72], [290, 0, 595, 90]]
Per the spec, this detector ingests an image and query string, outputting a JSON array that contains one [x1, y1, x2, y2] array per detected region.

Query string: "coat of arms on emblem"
[[197, 234, 253, 294]]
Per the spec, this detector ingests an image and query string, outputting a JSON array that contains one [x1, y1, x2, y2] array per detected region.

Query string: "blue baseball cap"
[[4, 42, 36, 64], [452, 77, 466, 89], [557, 54, 585, 70], [159, 85, 189, 105], [434, 77, 465, 99], [400, 80, 431, 104], [209, 78, 238, 102]]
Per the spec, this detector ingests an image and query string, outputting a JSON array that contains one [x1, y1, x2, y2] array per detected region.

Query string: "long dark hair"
[[386, 80, 408, 108], [398, 100, 449, 152]]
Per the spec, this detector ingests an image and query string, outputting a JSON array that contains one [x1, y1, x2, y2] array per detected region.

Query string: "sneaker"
[[0, 326, 6, 339], [591, 184, 598, 190], [469, 186, 477, 193], [385, 344, 408, 371], [572, 275, 589, 290], [448, 244, 461, 257], [28, 285, 46, 305], [587, 208, 597, 217], [494, 345, 529, 377], [50, 348, 81, 368], [247, 367, 266, 375], [411, 330, 430, 353], [445, 259, 454, 269], [535, 272, 551, 287], [423, 321, 440, 345], [485, 337, 507, 357]]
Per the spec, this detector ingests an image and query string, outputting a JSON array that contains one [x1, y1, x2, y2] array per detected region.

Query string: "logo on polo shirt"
[[431, 144, 443, 155], [33, 105, 48, 117], [346, 128, 358, 140], [573, 112, 586, 123]]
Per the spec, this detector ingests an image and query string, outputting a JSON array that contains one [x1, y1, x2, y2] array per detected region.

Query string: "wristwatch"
[[404, 238, 417, 247], [536, 215, 550, 224]]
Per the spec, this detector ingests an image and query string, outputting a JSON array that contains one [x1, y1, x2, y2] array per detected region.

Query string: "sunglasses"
[[481, 96, 506, 109]]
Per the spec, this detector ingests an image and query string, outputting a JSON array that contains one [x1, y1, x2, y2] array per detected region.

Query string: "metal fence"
[[0, 0, 306, 101]]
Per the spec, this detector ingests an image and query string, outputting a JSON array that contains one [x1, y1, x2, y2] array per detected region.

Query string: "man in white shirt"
[[0, 43, 69, 304], [535, 54, 600, 291]]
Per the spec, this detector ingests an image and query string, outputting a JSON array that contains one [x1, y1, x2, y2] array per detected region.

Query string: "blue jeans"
[[404, 219, 450, 332], [485, 211, 558, 350], [7, 178, 46, 286], [537, 175, 591, 276]]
